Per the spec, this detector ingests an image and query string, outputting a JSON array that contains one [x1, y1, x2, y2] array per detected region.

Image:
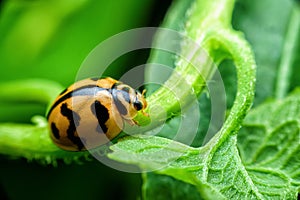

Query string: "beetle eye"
[[133, 101, 143, 111]]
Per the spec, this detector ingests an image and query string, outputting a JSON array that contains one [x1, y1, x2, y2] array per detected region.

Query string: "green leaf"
[[142, 173, 202, 200], [238, 89, 300, 186], [109, 89, 300, 199], [108, 0, 300, 198], [136, 1, 255, 199], [109, 136, 249, 199]]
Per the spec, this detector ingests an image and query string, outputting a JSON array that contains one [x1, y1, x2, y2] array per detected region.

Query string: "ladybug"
[[47, 77, 147, 151]]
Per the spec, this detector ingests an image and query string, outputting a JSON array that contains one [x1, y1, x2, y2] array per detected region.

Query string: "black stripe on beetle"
[[120, 87, 131, 103], [60, 103, 85, 151], [111, 82, 122, 89], [121, 86, 130, 93], [47, 85, 107, 119], [90, 100, 109, 133], [118, 89, 131, 103], [113, 99, 127, 115], [59, 87, 68, 95], [90, 77, 100, 81], [111, 90, 128, 115], [51, 122, 60, 139]]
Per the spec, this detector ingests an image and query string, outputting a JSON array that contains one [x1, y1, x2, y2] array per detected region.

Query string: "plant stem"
[[204, 30, 256, 148], [275, 3, 300, 99], [136, 0, 256, 147], [0, 79, 63, 112], [134, 0, 237, 128]]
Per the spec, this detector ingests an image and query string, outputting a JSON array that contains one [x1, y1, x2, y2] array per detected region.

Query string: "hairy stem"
[[134, 0, 240, 127]]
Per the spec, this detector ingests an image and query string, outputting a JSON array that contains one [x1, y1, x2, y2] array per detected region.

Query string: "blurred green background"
[[0, 0, 172, 199], [0, 0, 172, 123]]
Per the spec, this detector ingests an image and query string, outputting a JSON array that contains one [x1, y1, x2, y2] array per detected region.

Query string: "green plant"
[[109, 0, 300, 199], [0, 0, 299, 199]]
